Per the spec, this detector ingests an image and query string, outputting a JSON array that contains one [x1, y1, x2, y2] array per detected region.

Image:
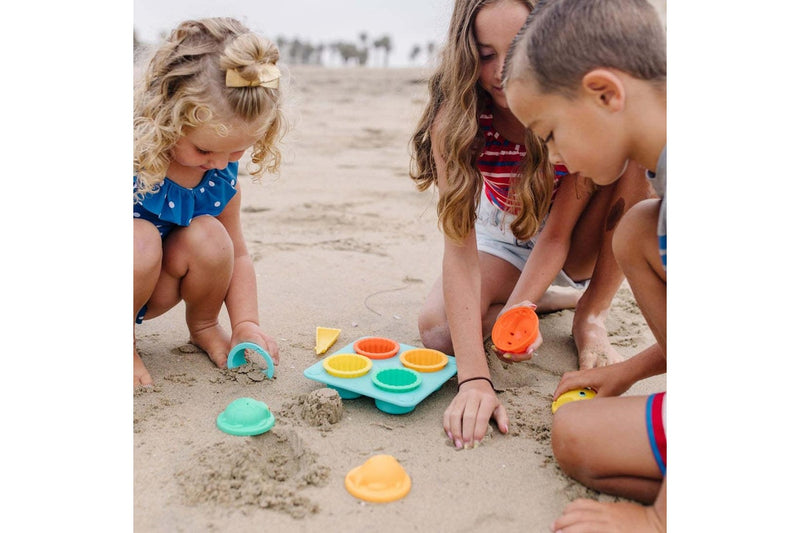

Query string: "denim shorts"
[[475, 194, 588, 290]]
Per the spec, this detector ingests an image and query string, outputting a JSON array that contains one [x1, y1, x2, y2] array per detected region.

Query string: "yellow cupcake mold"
[[322, 353, 372, 379]]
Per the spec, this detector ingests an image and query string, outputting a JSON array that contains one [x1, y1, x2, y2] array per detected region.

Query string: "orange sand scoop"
[[315, 326, 341, 355], [491, 306, 539, 354], [353, 337, 400, 360], [345, 454, 411, 503]]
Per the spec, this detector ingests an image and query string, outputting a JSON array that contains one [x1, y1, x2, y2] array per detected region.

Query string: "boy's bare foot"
[[189, 322, 231, 368], [551, 499, 665, 533], [573, 313, 624, 369], [134, 349, 154, 387], [576, 336, 624, 369]]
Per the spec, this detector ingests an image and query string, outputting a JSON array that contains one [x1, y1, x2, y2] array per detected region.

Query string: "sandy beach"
[[133, 66, 665, 532]]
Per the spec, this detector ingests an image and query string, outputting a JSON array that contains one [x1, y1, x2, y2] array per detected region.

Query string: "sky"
[[134, 0, 454, 67]]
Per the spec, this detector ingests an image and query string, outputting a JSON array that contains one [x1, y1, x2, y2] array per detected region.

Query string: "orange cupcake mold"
[[400, 348, 448, 372], [353, 337, 400, 360]]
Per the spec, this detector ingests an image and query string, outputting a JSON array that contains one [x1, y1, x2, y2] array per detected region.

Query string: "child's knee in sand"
[[418, 321, 454, 355]]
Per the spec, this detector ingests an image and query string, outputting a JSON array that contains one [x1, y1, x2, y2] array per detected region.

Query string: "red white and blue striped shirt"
[[477, 112, 568, 213]]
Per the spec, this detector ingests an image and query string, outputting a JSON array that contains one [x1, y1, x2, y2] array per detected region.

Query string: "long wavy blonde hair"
[[134, 18, 287, 200], [409, 0, 553, 243]]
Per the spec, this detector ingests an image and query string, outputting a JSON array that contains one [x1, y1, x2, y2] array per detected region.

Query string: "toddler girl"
[[134, 18, 286, 386]]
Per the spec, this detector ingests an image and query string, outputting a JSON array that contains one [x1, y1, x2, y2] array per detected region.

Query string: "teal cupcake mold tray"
[[303, 339, 457, 415]]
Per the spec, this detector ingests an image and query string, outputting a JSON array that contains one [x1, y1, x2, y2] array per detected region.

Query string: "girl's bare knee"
[[418, 313, 453, 353]]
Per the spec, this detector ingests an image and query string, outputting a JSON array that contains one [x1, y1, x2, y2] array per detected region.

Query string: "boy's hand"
[[554, 363, 632, 400], [231, 321, 280, 365]]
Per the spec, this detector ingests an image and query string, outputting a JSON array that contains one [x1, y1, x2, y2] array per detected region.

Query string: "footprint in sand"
[[501, 386, 554, 444]]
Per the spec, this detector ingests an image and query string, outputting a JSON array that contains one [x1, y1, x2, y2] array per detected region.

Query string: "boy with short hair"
[[503, 0, 667, 530]]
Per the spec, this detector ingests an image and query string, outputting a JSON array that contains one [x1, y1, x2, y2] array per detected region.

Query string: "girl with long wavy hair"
[[409, 0, 651, 449]]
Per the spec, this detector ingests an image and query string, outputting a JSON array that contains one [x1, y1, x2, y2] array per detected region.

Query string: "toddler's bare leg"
[[133, 219, 163, 386], [152, 216, 235, 367], [133, 348, 152, 387]]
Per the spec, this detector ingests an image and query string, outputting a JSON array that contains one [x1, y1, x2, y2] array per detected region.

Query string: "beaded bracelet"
[[457, 376, 495, 391]]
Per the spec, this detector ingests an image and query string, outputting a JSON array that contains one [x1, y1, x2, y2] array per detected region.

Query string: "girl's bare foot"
[[536, 287, 581, 314], [552, 499, 665, 533], [189, 322, 231, 367], [134, 349, 154, 387]]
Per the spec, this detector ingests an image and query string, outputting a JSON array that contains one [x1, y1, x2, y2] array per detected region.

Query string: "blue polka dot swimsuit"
[[133, 162, 240, 323], [133, 162, 240, 238]]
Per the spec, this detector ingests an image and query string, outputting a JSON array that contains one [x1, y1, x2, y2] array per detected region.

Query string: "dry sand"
[[133, 66, 665, 532]]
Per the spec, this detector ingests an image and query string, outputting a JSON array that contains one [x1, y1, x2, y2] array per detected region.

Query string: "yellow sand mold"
[[551, 388, 597, 414], [345, 454, 411, 503]]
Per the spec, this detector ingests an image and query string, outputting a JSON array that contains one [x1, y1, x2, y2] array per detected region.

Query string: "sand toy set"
[[304, 336, 457, 415]]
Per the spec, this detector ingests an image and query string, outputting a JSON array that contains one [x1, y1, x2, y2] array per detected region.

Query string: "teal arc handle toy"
[[227, 342, 275, 379]]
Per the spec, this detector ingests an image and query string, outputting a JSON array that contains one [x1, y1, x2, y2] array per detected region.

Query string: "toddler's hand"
[[231, 321, 280, 365]]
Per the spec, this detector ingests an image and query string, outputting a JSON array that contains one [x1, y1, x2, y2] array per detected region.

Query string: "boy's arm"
[[554, 343, 665, 399]]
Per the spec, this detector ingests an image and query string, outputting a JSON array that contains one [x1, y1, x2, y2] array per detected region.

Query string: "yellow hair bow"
[[225, 63, 281, 89]]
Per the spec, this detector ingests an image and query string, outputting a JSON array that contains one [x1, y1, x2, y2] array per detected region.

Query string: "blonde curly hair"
[[134, 17, 286, 200], [409, 0, 553, 243]]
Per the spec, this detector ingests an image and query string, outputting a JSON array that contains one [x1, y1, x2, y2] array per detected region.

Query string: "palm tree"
[[358, 32, 370, 66], [373, 35, 393, 67], [427, 41, 437, 63], [410, 44, 422, 64]]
